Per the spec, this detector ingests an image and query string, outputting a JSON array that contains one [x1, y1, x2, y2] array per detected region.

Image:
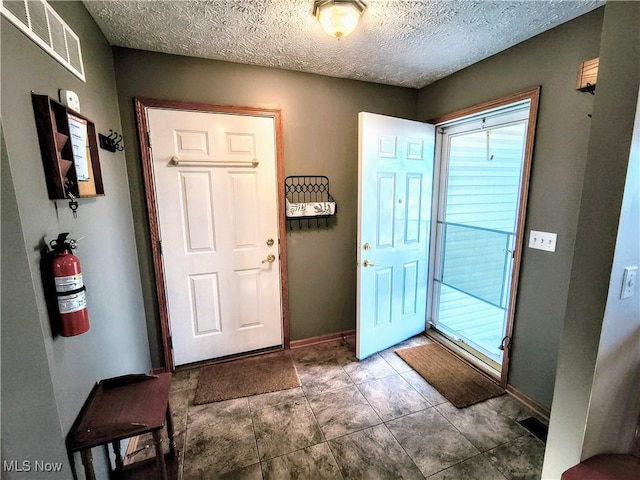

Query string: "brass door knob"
[[363, 259, 378, 267], [262, 254, 276, 264]]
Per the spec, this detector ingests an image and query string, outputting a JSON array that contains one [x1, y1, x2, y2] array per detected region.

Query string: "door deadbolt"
[[266, 238, 275, 247], [363, 242, 372, 250]]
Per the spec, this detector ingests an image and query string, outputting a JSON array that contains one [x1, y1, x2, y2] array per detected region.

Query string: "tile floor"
[[134, 335, 546, 479]]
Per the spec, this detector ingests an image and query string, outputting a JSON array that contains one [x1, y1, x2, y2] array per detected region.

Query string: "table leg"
[[152, 430, 168, 480], [80, 449, 96, 480], [112, 439, 124, 472], [166, 404, 176, 457]]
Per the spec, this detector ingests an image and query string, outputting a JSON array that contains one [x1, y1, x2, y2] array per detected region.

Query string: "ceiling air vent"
[[2, 0, 85, 82]]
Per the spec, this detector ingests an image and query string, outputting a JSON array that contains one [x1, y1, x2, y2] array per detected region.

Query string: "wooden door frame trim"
[[428, 86, 541, 388], [133, 97, 290, 372]]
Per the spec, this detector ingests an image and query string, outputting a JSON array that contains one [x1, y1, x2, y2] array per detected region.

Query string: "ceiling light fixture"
[[313, 0, 366, 39]]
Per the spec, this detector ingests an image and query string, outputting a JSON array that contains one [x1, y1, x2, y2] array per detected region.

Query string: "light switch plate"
[[621, 266, 638, 299], [529, 230, 557, 252]]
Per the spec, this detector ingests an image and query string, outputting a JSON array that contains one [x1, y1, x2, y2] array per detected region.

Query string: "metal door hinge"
[[169, 336, 173, 349], [158, 239, 162, 255], [147, 130, 152, 149]]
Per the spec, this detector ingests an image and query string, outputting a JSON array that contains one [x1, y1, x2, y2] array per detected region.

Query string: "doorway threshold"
[[425, 328, 501, 384], [173, 344, 284, 372]]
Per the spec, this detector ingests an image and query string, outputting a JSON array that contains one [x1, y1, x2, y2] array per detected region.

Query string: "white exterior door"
[[147, 108, 282, 366], [357, 112, 435, 359]]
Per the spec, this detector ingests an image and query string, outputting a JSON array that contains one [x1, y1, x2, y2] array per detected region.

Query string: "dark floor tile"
[[307, 384, 381, 439], [371, 335, 432, 375], [329, 424, 425, 479], [343, 353, 397, 384], [427, 453, 508, 480], [400, 370, 449, 406], [386, 408, 479, 477], [247, 386, 306, 412], [436, 401, 526, 452], [252, 399, 324, 460], [485, 435, 545, 480], [183, 399, 258, 478], [379, 347, 413, 373], [170, 388, 192, 436], [262, 443, 342, 480], [291, 341, 356, 367], [357, 374, 430, 421], [170, 369, 199, 394], [484, 395, 542, 424], [216, 462, 263, 480], [170, 341, 543, 480], [297, 362, 355, 396], [182, 462, 262, 480]]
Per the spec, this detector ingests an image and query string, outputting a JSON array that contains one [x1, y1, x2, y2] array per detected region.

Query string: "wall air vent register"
[[2, 0, 85, 81]]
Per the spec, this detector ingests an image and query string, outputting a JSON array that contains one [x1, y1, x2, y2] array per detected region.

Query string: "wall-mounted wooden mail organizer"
[[285, 175, 337, 229], [576, 57, 599, 92], [32, 93, 104, 200]]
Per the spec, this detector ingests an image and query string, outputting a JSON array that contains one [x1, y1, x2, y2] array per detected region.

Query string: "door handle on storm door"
[[363, 259, 378, 267], [262, 254, 276, 264]]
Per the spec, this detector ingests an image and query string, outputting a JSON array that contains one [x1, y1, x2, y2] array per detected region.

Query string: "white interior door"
[[147, 108, 282, 366], [357, 112, 435, 359]]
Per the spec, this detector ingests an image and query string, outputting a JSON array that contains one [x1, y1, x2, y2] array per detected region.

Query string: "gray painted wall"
[[582, 88, 640, 458], [417, 8, 604, 408], [1, 2, 150, 478], [111, 49, 418, 366], [543, 1, 640, 476], [1, 128, 69, 478]]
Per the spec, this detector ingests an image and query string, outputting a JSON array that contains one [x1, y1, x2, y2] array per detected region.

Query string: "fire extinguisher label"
[[54, 273, 84, 292], [57, 291, 87, 314]]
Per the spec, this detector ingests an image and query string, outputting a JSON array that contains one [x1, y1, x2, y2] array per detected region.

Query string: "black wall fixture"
[[98, 130, 124, 152]]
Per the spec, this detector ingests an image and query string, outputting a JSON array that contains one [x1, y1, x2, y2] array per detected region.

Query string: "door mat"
[[194, 353, 300, 405], [396, 343, 504, 408]]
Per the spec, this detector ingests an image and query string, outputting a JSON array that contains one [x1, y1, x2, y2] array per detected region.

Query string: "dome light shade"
[[313, 1, 366, 39]]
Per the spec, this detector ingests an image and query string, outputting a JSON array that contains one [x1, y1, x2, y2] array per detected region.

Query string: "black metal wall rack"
[[285, 176, 337, 229]]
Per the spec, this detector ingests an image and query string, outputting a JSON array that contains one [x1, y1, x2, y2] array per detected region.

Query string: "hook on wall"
[[584, 82, 596, 96], [99, 129, 124, 152]]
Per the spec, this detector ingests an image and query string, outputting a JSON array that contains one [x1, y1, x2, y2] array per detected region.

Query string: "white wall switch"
[[59, 89, 80, 112], [528, 230, 557, 252], [621, 266, 638, 299]]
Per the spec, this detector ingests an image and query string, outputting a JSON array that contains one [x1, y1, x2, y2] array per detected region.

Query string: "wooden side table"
[[67, 373, 175, 480]]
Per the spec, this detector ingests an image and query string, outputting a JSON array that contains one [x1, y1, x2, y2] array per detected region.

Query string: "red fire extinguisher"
[[50, 233, 89, 337]]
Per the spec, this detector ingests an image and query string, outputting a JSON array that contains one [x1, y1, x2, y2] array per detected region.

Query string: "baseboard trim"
[[290, 330, 356, 349], [505, 384, 551, 420], [175, 345, 284, 372]]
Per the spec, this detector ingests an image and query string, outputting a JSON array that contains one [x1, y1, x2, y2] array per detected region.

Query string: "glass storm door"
[[430, 105, 530, 370]]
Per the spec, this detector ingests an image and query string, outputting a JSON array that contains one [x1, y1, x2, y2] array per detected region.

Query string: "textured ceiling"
[[83, 0, 604, 88]]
